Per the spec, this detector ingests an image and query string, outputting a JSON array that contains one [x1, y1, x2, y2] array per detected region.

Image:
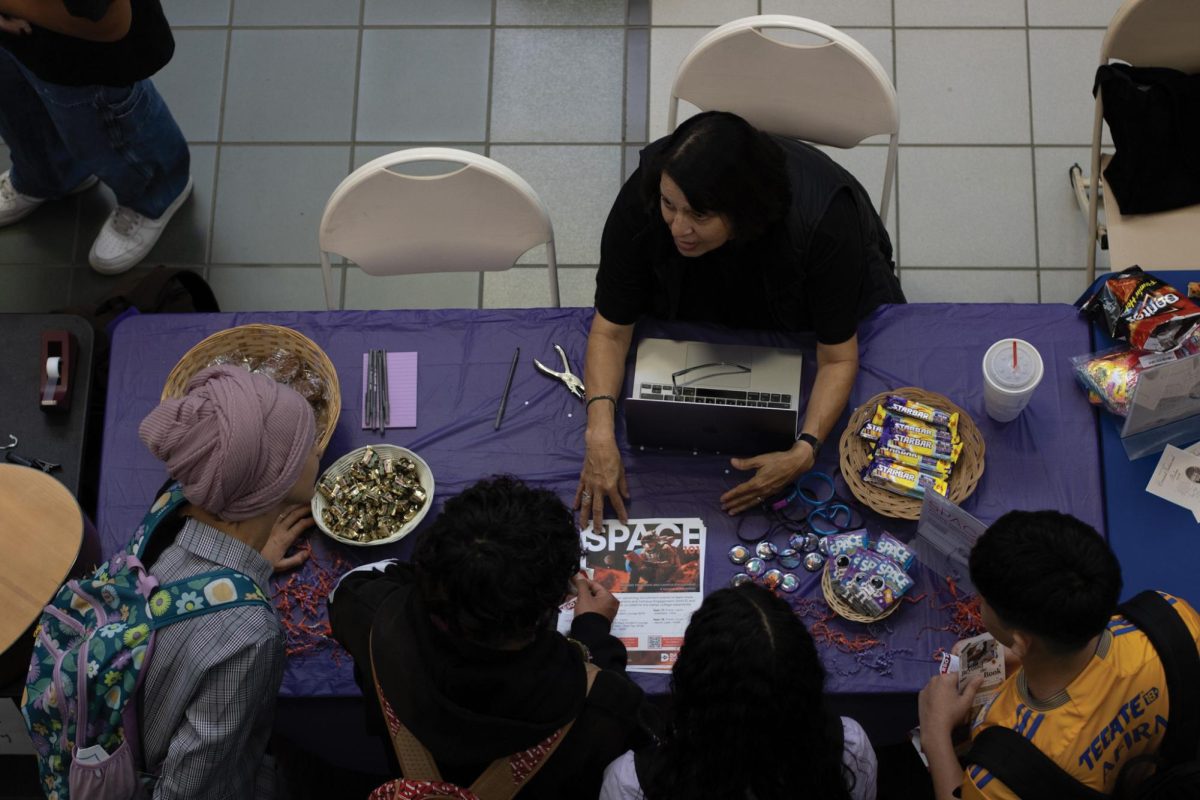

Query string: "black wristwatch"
[[796, 432, 822, 457]]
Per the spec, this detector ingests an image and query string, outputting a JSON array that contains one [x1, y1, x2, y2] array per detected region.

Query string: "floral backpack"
[[20, 483, 271, 800]]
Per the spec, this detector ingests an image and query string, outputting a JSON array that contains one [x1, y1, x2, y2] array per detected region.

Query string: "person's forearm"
[[0, 0, 130, 41], [583, 313, 634, 442], [924, 731, 965, 800], [790, 340, 857, 459]]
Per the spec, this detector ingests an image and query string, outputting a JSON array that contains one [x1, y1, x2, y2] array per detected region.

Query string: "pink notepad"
[[361, 352, 417, 429]]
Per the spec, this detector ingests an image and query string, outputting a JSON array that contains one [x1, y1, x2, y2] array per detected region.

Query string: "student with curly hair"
[[329, 475, 648, 799], [601, 582, 876, 800]]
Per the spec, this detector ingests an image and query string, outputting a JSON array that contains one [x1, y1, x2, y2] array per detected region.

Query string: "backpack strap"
[[369, 634, 599, 800], [128, 483, 190, 560], [146, 568, 272, 629], [1117, 590, 1200, 765], [966, 726, 1108, 800]]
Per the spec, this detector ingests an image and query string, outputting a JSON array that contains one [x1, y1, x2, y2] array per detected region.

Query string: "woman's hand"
[[720, 446, 813, 515], [571, 573, 620, 622], [0, 14, 31, 34], [576, 431, 629, 533], [263, 504, 313, 573]]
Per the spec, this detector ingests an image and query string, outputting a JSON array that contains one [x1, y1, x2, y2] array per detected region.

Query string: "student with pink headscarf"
[[134, 365, 321, 798]]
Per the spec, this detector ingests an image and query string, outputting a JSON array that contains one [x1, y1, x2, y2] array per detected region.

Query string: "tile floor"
[[0, 0, 1122, 314]]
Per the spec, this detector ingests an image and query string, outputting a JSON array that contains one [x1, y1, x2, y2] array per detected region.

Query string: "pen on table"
[[494, 347, 520, 430], [380, 350, 390, 433]]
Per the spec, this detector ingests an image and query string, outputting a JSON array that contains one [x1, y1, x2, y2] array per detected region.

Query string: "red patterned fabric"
[[507, 729, 563, 784], [368, 779, 480, 800], [373, 673, 402, 738]]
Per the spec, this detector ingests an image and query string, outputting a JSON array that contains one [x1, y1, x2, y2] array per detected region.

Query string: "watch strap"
[[797, 432, 821, 456]]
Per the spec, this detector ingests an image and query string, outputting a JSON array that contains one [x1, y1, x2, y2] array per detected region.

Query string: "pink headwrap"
[[139, 365, 317, 521]]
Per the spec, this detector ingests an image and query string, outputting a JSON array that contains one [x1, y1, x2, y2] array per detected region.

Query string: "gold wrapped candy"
[[318, 447, 428, 543]]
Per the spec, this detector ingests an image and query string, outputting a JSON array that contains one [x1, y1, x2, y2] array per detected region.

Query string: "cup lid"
[[985, 339, 1042, 390]]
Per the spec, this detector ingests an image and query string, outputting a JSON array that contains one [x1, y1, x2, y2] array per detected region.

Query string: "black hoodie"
[[329, 562, 649, 798]]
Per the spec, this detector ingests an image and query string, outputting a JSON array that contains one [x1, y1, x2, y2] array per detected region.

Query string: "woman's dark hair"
[[643, 583, 853, 800], [412, 475, 580, 648], [970, 510, 1122, 654], [642, 110, 791, 241]]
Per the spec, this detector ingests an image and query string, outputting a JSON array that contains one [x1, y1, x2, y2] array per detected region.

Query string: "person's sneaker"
[[0, 171, 98, 227], [88, 176, 193, 275]]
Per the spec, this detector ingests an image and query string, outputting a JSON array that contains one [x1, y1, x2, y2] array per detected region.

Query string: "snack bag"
[[1082, 266, 1200, 352]]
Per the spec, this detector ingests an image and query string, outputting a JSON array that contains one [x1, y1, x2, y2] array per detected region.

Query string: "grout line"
[[180, 139, 1103, 148], [205, 0, 236, 267], [339, 0, 368, 312], [891, 0, 900, 269], [479, 0, 498, 311], [1024, 0, 1042, 302]]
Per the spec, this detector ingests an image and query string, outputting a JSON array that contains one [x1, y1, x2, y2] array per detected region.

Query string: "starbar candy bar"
[[874, 446, 953, 478], [883, 395, 958, 431], [878, 418, 961, 463], [862, 458, 949, 499], [872, 405, 959, 442]]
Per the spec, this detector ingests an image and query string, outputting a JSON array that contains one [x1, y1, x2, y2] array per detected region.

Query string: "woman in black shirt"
[[578, 111, 903, 530]]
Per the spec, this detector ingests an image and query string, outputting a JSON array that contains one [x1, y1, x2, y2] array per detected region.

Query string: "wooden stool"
[[0, 464, 85, 688]]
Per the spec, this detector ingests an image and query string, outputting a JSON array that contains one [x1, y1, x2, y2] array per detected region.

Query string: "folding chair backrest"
[[1102, 0, 1200, 72], [668, 15, 898, 220], [318, 148, 559, 309]]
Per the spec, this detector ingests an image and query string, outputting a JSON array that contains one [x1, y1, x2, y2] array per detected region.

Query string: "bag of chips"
[[1071, 334, 1200, 416], [1082, 266, 1200, 352]]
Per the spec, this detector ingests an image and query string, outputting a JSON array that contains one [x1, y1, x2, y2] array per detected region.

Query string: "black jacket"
[[329, 562, 649, 799]]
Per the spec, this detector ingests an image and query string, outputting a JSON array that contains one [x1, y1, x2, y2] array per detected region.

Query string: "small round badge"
[[777, 548, 803, 569], [779, 573, 801, 593], [730, 573, 755, 587], [755, 540, 778, 561], [803, 552, 826, 572], [744, 557, 767, 578], [788, 532, 808, 551], [728, 544, 751, 565], [762, 569, 784, 589], [801, 533, 820, 553]]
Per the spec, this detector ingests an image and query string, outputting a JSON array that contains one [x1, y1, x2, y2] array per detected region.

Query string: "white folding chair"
[[1069, 0, 1200, 284], [319, 148, 559, 310], [667, 15, 899, 222]]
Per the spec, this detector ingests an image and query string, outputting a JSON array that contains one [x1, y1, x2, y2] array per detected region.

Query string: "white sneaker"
[[0, 170, 98, 227], [88, 176, 193, 275]]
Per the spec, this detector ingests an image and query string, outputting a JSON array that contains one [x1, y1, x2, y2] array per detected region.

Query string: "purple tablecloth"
[[99, 304, 1103, 701]]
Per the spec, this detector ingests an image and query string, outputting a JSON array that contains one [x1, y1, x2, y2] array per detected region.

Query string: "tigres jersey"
[[961, 593, 1200, 800]]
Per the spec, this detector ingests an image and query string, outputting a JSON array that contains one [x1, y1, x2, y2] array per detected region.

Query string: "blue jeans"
[[0, 48, 189, 218]]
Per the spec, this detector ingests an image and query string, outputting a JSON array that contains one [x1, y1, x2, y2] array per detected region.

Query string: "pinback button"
[[788, 532, 808, 551], [730, 573, 755, 588], [762, 569, 784, 589], [777, 548, 802, 569], [744, 557, 767, 578], [755, 541, 778, 561], [779, 573, 801, 593], [803, 552, 826, 572], [801, 533, 820, 553], [728, 545, 751, 565]]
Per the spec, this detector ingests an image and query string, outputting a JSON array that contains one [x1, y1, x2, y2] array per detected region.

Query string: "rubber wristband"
[[586, 395, 617, 410]]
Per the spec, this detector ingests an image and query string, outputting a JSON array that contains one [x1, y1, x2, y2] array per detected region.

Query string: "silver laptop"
[[624, 338, 803, 454]]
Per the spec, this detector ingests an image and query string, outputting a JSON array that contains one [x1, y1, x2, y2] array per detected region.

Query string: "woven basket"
[[161, 324, 341, 451], [311, 445, 435, 547], [821, 560, 902, 623], [838, 387, 985, 520]]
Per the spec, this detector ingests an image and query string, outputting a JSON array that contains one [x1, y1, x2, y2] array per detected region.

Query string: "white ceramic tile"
[[0, 153, 78, 265], [1029, 29, 1109, 146], [68, 265, 205, 308], [352, 144, 486, 170], [648, 27, 708, 140], [497, 0, 625, 25], [899, 147, 1036, 267], [356, 29, 491, 142], [815, 145, 897, 242], [762, 26, 894, 83], [0, 265, 75, 311], [161, 0, 229, 26], [651, 0, 757, 26], [222, 30, 358, 142], [149, 31, 226, 142], [233, 0, 360, 25], [208, 266, 335, 311], [482, 266, 596, 308], [896, 29, 1030, 144], [364, 0, 492, 24], [1039, 270, 1089, 304], [343, 270, 480, 310], [894, 0, 1024, 27], [761, 0, 891, 27], [488, 145, 622, 266], [211, 146, 352, 264], [1034, 146, 1110, 271], [1027, 0, 1122, 27], [491, 29, 625, 143], [902, 269, 1038, 302]]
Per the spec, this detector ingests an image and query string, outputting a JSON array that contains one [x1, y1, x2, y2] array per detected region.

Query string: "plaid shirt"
[[140, 519, 283, 800]]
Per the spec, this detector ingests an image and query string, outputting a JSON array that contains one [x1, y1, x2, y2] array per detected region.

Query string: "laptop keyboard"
[[637, 383, 792, 409]]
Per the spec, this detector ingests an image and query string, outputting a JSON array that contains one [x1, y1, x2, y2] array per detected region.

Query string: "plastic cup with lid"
[[982, 338, 1044, 422]]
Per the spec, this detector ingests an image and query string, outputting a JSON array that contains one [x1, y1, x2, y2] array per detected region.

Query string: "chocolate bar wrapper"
[[859, 420, 883, 442], [883, 394, 959, 433], [823, 530, 869, 558], [875, 445, 953, 478], [1082, 266, 1200, 352], [871, 406, 959, 444], [872, 555, 915, 596], [862, 458, 950, 499], [874, 531, 916, 571], [879, 418, 962, 463]]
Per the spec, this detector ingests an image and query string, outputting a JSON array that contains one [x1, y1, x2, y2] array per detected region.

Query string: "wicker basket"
[[838, 387, 985, 520], [821, 560, 902, 623], [311, 445, 435, 547], [161, 324, 341, 451]]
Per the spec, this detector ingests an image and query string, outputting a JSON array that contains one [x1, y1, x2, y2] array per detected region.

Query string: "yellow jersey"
[[962, 593, 1200, 800]]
